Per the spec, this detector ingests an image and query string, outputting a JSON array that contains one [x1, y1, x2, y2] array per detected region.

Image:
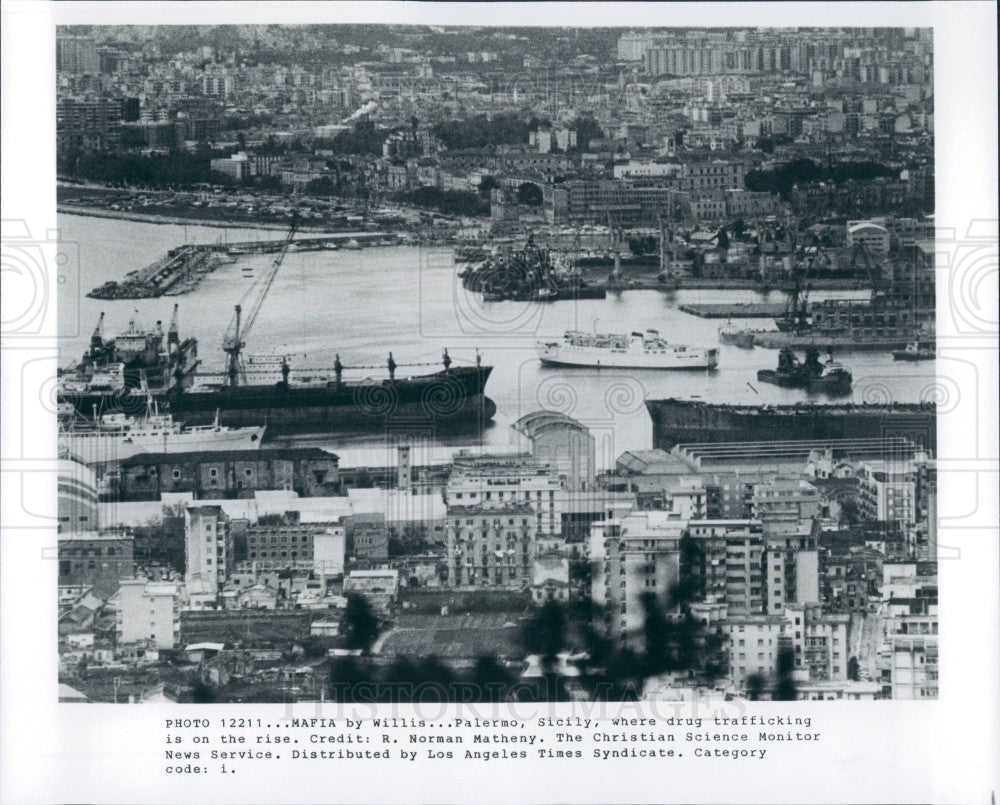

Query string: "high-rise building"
[[589, 512, 685, 639], [57, 36, 99, 74], [184, 506, 232, 594]]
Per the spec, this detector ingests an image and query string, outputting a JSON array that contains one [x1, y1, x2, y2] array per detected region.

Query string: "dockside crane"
[[222, 215, 298, 388]]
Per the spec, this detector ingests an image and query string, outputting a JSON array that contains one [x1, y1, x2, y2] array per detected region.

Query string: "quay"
[[85, 231, 403, 300]]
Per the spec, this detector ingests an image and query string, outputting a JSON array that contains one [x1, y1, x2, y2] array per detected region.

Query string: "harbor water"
[[57, 214, 938, 469]]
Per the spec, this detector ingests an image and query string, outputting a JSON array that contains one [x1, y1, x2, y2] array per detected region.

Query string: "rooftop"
[[511, 409, 590, 438], [121, 447, 339, 467], [58, 530, 133, 542]]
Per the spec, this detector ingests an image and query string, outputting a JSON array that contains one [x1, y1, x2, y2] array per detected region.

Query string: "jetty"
[[86, 232, 403, 300]]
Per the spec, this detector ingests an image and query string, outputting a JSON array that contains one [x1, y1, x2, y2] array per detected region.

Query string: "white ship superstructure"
[[537, 330, 719, 369], [60, 403, 265, 465]]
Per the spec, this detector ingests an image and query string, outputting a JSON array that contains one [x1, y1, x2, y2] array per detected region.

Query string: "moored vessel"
[[892, 341, 935, 361], [645, 397, 936, 450], [756, 348, 852, 395], [60, 403, 266, 465], [537, 330, 719, 370]]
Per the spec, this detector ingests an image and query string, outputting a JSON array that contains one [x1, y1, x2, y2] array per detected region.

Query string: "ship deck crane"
[[222, 215, 298, 387]]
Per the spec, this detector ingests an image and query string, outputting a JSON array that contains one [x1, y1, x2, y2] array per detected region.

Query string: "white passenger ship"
[[537, 330, 719, 369], [60, 400, 265, 465]]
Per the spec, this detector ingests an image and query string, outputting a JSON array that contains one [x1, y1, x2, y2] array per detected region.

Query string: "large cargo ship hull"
[[646, 398, 936, 450], [60, 367, 496, 436]]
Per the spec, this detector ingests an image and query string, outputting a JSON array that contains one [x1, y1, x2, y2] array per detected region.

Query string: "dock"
[[86, 232, 403, 300], [678, 302, 787, 319]]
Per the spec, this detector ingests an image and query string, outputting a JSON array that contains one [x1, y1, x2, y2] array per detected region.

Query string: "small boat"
[[719, 322, 755, 348], [718, 323, 740, 345], [892, 341, 935, 361]]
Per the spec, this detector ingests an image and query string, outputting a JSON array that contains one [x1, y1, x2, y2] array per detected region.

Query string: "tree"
[[305, 176, 336, 196], [773, 646, 798, 701], [477, 175, 500, 195], [847, 656, 861, 682], [342, 594, 380, 654], [329, 656, 372, 703], [190, 681, 218, 703], [471, 656, 515, 702], [839, 498, 861, 528], [300, 635, 329, 659], [745, 673, 767, 701], [716, 227, 730, 250], [573, 116, 604, 150], [516, 182, 543, 207], [522, 600, 565, 661]]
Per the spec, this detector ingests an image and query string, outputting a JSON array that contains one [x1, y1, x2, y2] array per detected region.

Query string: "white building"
[[116, 579, 180, 649], [58, 458, 99, 533], [846, 221, 891, 256], [889, 614, 938, 699], [858, 460, 917, 525], [510, 411, 596, 492], [313, 525, 346, 578], [447, 451, 563, 535], [589, 512, 686, 638], [184, 506, 232, 595]]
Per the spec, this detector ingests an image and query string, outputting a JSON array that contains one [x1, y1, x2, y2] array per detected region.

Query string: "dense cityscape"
[[55, 25, 937, 705]]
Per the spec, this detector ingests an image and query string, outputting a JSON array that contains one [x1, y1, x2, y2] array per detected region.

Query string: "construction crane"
[[222, 215, 298, 387]]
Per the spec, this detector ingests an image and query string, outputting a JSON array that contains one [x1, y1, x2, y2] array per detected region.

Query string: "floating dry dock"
[[679, 302, 788, 319]]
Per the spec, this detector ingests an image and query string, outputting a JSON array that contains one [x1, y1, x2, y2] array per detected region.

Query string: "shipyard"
[[52, 24, 941, 713]]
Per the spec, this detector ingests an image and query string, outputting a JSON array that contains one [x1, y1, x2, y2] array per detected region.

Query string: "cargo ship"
[[60, 356, 495, 436], [646, 398, 936, 450], [538, 330, 718, 369]]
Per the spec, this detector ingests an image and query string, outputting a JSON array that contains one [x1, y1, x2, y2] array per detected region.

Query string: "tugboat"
[[757, 348, 852, 394], [892, 340, 935, 361]]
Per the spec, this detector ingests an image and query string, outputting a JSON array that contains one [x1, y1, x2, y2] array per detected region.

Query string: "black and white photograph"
[[0, 2, 997, 803], [50, 22, 942, 705]]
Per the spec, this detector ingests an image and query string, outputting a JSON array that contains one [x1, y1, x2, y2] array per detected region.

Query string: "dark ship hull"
[[60, 366, 496, 436], [756, 369, 851, 395], [646, 398, 936, 450]]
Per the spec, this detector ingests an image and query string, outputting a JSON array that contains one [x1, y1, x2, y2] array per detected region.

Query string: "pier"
[[85, 232, 402, 300]]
